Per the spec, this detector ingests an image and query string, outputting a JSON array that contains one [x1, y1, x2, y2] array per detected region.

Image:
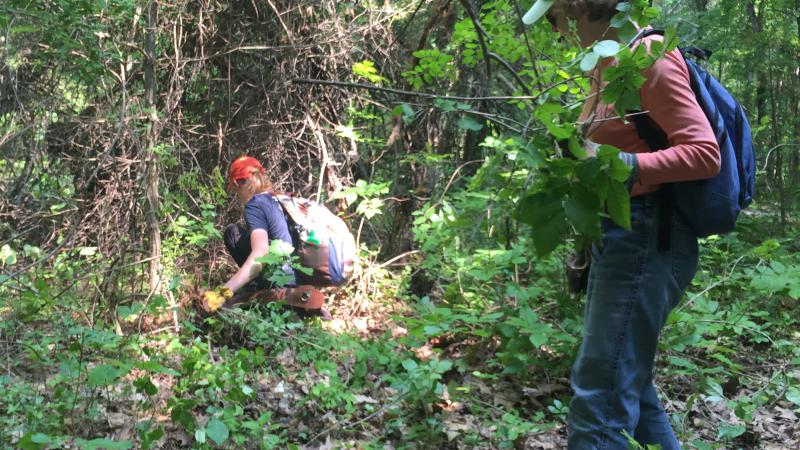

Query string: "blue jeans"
[[567, 195, 698, 450]]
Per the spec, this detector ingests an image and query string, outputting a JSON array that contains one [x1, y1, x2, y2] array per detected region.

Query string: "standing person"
[[524, 1, 720, 449], [200, 155, 330, 319]]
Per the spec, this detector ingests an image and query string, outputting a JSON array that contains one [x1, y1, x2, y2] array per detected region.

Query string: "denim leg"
[[567, 197, 696, 450], [634, 213, 698, 450], [636, 382, 680, 450]]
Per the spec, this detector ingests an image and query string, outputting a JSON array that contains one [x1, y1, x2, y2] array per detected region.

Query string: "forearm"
[[223, 257, 263, 293]]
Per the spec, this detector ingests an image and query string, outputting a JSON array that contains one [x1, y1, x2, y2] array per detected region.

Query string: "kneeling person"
[[201, 156, 330, 319]]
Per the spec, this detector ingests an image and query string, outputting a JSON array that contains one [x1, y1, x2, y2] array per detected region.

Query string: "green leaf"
[[564, 186, 602, 238], [663, 26, 680, 51], [88, 364, 127, 387], [76, 438, 133, 450], [134, 377, 158, 396], [402, 359, 418, 371], [568, 137, 588, 159], [206, 418, 229, 445], [352, 60, 386, 84], [140, 427, 164, 450], [786, 386, 800, 407], [580, 52, 600, 72], [434, 98, 456, 112], [457, 116, 483, 131], [436, 359, 453, 373], [705, 379, 725, 403], [690, 441, 714, 450], [606, 181, 631, 230], [18, 433, 52, 450], [716, 422, 746, 440], [519, 191, 567, 256], [401, 103, 415, 124], [593, 40, 620, 57]]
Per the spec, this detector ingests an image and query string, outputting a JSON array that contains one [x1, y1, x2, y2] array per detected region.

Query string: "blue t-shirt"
[[244, 193, 293, 245], [243, 193, 296, 285]]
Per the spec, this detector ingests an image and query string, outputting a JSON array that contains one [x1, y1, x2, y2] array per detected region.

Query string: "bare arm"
[[223, 228, 269, 293]]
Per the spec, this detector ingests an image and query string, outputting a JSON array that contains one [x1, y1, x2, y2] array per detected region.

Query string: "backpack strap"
[[630, 110, 675, 253], [628, 28, 676, 252]]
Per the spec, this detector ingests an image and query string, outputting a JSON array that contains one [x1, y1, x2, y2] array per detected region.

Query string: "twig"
[[761, 143, 800, 173], [679, 255, 747, 311], [291, 78, 548, 102], [265, 0, 295, 45], [377, 250, 421, 269], [308, 391, 410, 444], [306, 115, 330, 202]]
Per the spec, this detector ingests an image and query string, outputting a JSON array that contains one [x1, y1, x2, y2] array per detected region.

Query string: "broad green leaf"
[[134, 377, 158, 396], [705, 379, 725, 402], [424, 325, 442, 335], [434, 98, 456, 112], [786, 386, 800, 407], [519, 192, 567, 256], [76, 438, 132, 450], [457, 116, 484, 131], [580, 52, 600, 72], [691, 441, 714, 450], [716, 422, 746, 440], [568, 138, 588, 160], [564, 187, 601, 238], [88, 364, 126, 387], [352, 60, 386, 84], [593, 40, 620, 57], [18, 433, 53, 450], [606, 181, 631, 230], [399, 103, 415, 125], [206, 418, 229, 445], [663, 26, 680, 51], [535, 105, 574, 140], [436, 359, 453, 372], [401, 359, 418, 371]]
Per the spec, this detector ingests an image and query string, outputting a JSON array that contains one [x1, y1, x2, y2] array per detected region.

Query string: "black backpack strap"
[[630, 112, 673, 252], [628, 28, 664, 47], [681, 46, 712, 60]]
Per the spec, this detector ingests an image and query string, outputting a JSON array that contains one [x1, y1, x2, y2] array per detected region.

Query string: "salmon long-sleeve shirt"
[[582, 33, 721, 197]]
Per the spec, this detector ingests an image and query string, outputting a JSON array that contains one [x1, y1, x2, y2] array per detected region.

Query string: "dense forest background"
[[2, 0, 800, 448]]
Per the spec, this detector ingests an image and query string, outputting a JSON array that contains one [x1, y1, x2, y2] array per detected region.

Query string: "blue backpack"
[[631, 29, 755, 238]]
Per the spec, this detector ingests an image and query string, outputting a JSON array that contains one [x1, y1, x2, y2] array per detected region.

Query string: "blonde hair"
[[552, 0, 622, 22], [237, 168, 273, 207]]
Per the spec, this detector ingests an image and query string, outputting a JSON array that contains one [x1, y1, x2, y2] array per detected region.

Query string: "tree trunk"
[[145, 0, 162, 293], [768, 64, 786, 232], [745, 1, 762, 33]]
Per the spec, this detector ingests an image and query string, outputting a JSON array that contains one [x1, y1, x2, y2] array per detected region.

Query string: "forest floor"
[[3, 227, 800, 449]]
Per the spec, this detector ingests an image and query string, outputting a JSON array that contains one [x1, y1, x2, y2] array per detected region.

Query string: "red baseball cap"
[[228, 156, 265, 189]]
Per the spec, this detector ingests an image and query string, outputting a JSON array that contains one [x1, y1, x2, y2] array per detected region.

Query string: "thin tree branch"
[[291, 78, 579, 102]]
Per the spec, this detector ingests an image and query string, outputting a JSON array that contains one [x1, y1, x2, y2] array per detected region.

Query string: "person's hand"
[[202, 286, 233, 312]]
